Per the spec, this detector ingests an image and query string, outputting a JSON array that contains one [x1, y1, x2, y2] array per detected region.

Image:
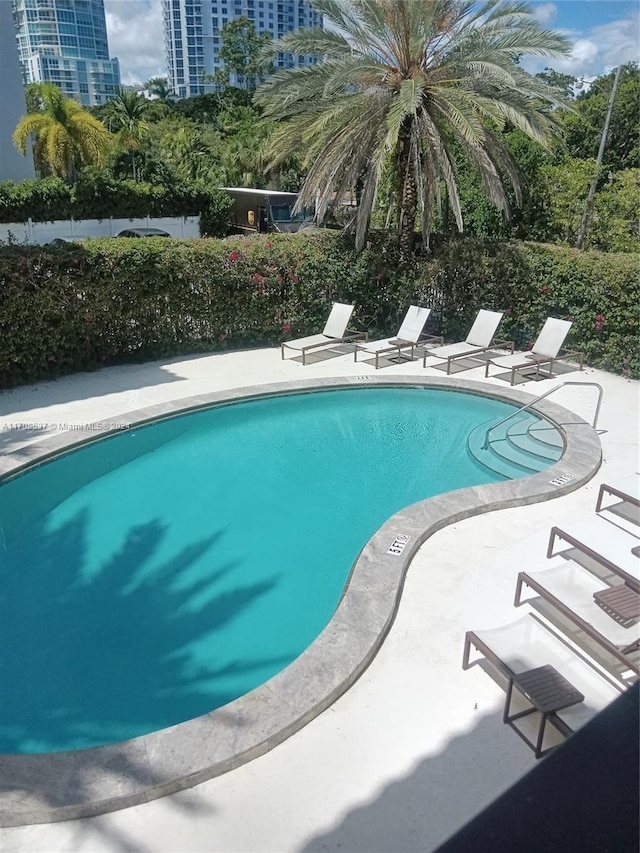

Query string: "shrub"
[[0, 233, 637, 388], [0, 173, 232, 237]]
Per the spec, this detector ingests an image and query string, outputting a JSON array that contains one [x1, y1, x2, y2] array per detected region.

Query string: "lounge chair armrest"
[[344, 328, 369, 342], [596, 482, 640, 512], [492, 338, 515, 353], [418, 332, 444, 346], [558, 348, 585, 368]]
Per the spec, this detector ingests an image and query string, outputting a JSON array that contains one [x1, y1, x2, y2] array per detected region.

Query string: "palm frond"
[[257, 0, 570, 255]]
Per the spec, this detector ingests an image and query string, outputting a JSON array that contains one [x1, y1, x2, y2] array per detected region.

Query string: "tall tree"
[[143, 76, 171, 100], [256, 0, 570, 262], [103, 90, 150, 181], [13, 83, 110, 182], [563, 63, 639, 172], [218, 16, 274, 93], [535, 67, 577, 99]]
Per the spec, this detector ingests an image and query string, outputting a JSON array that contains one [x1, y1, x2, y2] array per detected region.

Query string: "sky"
[[103, 0, 640, 86]]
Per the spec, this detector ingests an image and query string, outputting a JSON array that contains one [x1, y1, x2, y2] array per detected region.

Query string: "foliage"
[[564, 63, 640, 172], [536, 157, 595, 244], [591, 169, 640, 253], [433, 63, 640, 252], [102, 90, 150, 181], [216, 16, 274, 93], [256, 0, 570, 262], [0, 177, 73, 223], [0, 232, 636, 389], [0, 170, 232, 234], [198, 191, 234, 238], [535, 67, 577, 98], [13, 84, 111, 183], [143, 77, 171, 100]]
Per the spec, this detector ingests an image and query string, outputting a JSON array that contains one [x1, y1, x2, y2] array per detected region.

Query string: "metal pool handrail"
[[482, 381, 604, 451]]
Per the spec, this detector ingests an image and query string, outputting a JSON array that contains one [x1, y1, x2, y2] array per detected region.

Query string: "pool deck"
[[0, 345, 638, 852]]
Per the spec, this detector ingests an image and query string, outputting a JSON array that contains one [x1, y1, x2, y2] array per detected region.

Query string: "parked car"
[[115, 228, 171, 238], [46, 237, 86, 246]]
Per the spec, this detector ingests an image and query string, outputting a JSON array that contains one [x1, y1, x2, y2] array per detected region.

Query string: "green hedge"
[[0, 232, 637, 388], [0, 173, 233, 237]]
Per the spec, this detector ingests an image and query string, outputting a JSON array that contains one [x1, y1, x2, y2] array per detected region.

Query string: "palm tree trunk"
[[397, 122, 417, 266], [131, 150, 137, 182]]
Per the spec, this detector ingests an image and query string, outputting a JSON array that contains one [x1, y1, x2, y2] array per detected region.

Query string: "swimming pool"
[[2, 386, 534, 754]]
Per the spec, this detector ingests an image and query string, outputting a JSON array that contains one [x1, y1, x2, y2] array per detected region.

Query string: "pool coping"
[[0, 376, 602, 827]]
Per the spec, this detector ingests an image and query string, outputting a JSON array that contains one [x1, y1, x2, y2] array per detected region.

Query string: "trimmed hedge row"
[[0, 232, 637, 388], [0, 173, 232, 237]]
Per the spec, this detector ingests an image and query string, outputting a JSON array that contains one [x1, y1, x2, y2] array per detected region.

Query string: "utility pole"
[[575, 64, 623, 250]]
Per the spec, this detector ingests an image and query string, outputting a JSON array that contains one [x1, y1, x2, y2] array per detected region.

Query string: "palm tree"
[[143, 76, 171, 100], [255, 0, 571, 262], [104, 90, 150, 181], [13, 83, 110, 182]]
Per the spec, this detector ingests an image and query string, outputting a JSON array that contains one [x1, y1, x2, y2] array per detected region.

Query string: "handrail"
[[482, 381, 604, 450]]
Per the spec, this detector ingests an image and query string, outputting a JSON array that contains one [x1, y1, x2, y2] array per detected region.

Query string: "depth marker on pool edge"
[[388, 534, 411, 555]]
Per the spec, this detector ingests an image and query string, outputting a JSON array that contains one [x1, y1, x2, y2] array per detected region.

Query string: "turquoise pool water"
[[0, 387, 515, 754]]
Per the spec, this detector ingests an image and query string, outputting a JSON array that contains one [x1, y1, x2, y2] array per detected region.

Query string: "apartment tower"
[[163, 0, 321, 99], [12, 0, 121, 106], [0, 1, 35, 179]]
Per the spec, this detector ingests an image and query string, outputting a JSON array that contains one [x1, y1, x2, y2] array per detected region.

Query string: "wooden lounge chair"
[[515, 562, 640, 678], [354, 305, 443, 368], [280, 302, 366, 365], [484, 317, 583, 385], [422, 308, 513, 374], [547, 517, 640, 592], [463, 613, 624, 756]]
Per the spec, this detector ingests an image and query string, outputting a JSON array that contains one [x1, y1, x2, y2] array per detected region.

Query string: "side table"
[[594, 583, 640, 623], [504, 664, 584, 758]]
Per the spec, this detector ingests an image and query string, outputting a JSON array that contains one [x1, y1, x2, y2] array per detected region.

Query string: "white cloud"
[[550, 37, 599, 73], [590, 12, 640, 72], [103, 1, 639, 88], [531, 3, 557, 26], [520, 7, 640, 79], [104, 0, 165, 85]]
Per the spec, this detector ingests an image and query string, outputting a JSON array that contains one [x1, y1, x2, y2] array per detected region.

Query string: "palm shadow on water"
[[0, 506, 290, 777]]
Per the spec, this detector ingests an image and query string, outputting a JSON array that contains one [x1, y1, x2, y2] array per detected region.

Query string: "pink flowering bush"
[[0, 232, 637, 387]]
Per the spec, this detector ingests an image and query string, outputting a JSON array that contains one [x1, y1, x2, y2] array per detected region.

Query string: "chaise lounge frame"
[[547, 522, 640, 593], [514, 569, 639, 678], [462, 614, 625, 755], [596, 480, 640, 513], [484, 349, 585, 386], [484, 317, 584, 386], [422, 308, 513, 374], [463, 617, 579, 744], [354, 305, 443, 369], [280, 302, 368, 365]]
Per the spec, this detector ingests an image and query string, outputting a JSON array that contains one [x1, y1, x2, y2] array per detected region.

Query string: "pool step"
[[467, 413, 563, 479]]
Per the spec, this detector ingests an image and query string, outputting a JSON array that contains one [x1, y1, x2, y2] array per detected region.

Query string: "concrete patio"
[[0, 344, 638, 852]]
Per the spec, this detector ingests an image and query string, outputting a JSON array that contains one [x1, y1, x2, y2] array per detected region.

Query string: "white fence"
[[0, 215, 201, 245]]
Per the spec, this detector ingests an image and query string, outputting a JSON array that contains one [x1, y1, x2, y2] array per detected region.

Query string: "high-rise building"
[[12, 0, 121, 106], [0, 0, 35, 180], [163, 0, 321, 99]]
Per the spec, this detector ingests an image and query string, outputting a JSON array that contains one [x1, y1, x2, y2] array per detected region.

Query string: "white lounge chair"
[[547, 516, 640, 591], [463, 613, 624, 754], [596, 476, 640, 514], [422, 309, 511, 374], [515, 561, 639, 678], [280, 302, 365, 365], [595, 475, 640, 535], [484, 317, 583, 385], [353, 306, 443, 369]]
